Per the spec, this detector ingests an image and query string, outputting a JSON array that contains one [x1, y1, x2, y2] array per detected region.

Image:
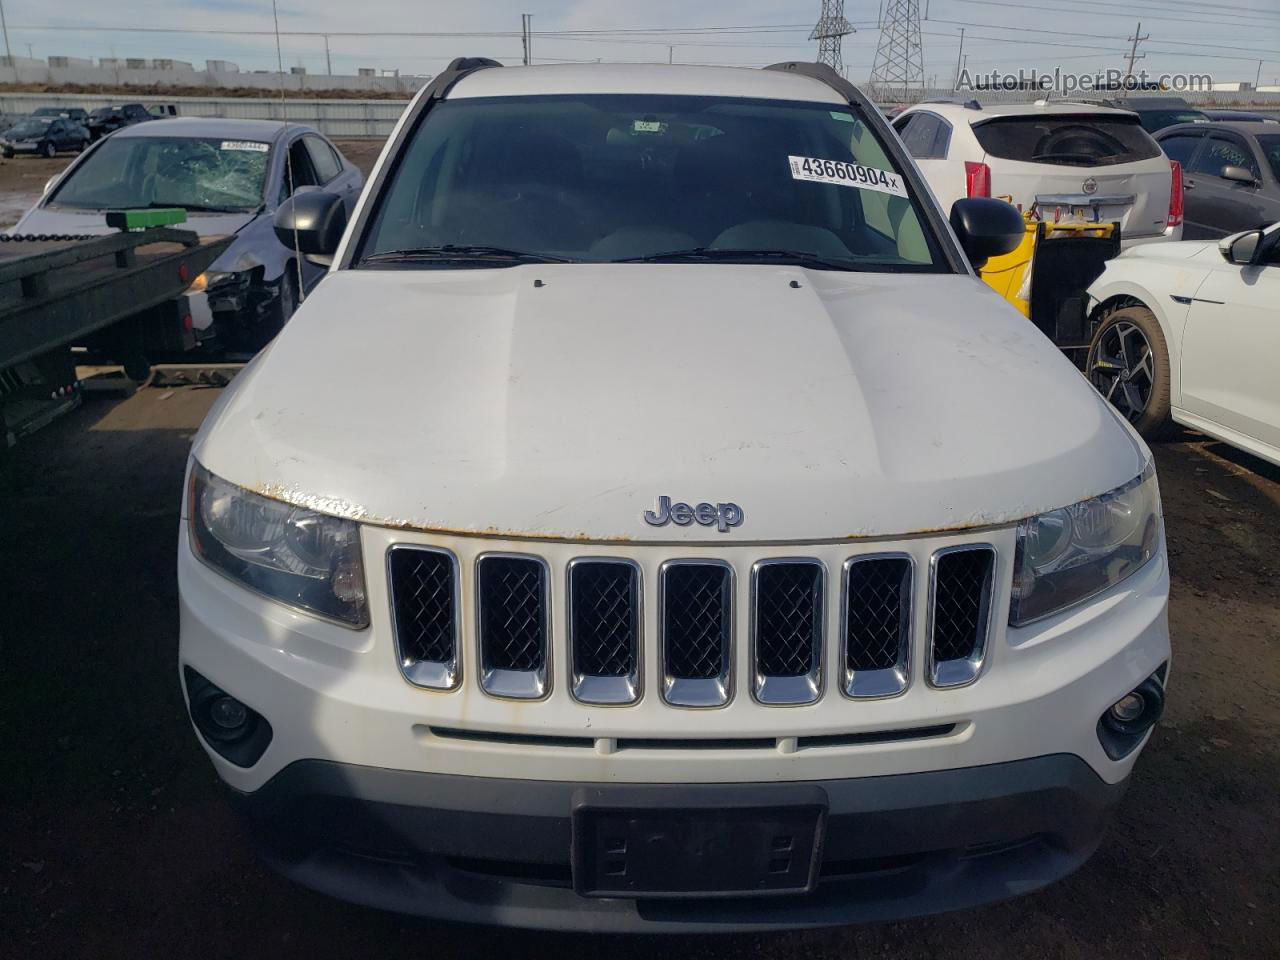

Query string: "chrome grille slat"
[[660, 560, 733, 708], [388, 546, 460, 690], [841, 554, 912, 699], [568, 558, 641, 705], [751, 560, 824, 705], [928, 545, 996, 689], [476, 553, 550, 699]]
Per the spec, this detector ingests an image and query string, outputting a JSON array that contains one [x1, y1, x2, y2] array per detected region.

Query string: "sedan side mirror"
[[1220, 165, 1257, 186], [274, 191, 347, 262], [949, 197, 1025, 271], [1220, 228, 1264, 266]]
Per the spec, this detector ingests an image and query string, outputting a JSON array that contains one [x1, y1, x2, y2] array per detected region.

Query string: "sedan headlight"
[[188, 462, 368, 627], [1010, 465, 1161, 626], [185, 270, 236, 295]]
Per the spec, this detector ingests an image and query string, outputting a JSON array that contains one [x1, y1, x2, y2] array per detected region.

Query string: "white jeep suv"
[[178, 59, 1170, 931], [893, 100, 1184, 249]]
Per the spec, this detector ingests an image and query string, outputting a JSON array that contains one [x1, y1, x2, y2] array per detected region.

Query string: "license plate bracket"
[[572, 800, 826, 899]]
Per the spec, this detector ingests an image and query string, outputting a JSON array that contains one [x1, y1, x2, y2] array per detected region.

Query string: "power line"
[[946, 0, 1280, 30], [922, 18, 1280, 58]]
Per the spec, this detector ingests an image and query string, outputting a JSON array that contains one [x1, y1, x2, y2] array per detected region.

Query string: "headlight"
[[1010, 465, 1161, 627], [185, 270, 235, 295], [188, 462, 368, 627]]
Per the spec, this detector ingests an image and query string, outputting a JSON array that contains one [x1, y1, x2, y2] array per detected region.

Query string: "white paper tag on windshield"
[[633, 120, 663, 133], [788, 156, 907, 197], [220, 140, 269, 152]]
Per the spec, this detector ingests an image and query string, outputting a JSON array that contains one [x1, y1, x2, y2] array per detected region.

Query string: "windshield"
[[48, 136, 271, 213], [8, 119, 53, 137], [1259, 136, 1280, 183], [1138, 110, 1208, 132], [32, 108, 63, 117], [90, 108, 121, 119], [356, 94, 947, 272]]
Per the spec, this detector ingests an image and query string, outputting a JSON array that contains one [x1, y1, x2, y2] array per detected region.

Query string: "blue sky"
[[5, 0, 1277, 86]]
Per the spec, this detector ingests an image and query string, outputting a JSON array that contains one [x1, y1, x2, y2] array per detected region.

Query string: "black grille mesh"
[[845, 558, 911, 672], [389, 548, 455, 666], [755, 563, 822, 677], [478, 556, 546, 672], [932, 549, 994, 663], [571, 562, 638, 678], [663, 564, 730, 680]]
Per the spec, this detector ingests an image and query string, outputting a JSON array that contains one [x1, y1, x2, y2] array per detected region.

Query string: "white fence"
[[0, 92, 411, 138]]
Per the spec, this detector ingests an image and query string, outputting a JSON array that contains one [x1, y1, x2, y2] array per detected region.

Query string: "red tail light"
[[1167, 160, 1184, 228], [965, 161, 991, 198]]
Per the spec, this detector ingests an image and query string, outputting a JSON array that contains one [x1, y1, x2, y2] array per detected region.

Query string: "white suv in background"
[[894, 100, 1184, 249], [178, 59, 1170, 931]]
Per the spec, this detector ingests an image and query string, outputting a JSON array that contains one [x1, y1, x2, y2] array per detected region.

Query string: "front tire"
[[2, 147, 12, 159], [1087, 305, 1172, 438]]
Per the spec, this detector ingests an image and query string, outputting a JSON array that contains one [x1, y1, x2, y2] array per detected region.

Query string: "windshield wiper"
[[615, 247, 865, 271], [147, 201, 245, 214], [361, 244, 574, 265]]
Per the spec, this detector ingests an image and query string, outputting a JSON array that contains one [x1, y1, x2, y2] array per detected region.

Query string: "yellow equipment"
[[980, 214, 1119, 319]]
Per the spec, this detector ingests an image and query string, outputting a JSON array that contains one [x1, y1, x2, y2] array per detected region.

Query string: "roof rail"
[[761, 61, 884, 123], [914, 96, 982, 110]]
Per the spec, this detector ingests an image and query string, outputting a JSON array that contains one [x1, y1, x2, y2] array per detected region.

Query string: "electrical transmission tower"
[[810, 1, 855, 76], [868, 0, 925, 98]]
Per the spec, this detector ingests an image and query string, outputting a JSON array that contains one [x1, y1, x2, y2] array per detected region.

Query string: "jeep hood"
[[192, 265, 1146, 543]]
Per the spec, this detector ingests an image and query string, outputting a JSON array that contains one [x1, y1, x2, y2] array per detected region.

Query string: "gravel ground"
[[0, 384, 1277, 960]]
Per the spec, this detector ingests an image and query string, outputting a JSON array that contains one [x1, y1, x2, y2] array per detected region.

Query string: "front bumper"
[[231, 754, 1127, 931]]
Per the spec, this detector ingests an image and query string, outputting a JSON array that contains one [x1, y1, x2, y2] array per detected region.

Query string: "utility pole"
[[668, 45, 673, 64], [324, 35, 331, 76], [0, 0, 14, 81], [1124, 21, 1148, 82], [1257, 59, 1263, 89], [521, 13, 532, 66], [952, 27, 965, 89]]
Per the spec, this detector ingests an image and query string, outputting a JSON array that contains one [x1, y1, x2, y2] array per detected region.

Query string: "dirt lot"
[[1, 137, 1278, 958], [1, 381, 1277, 959]]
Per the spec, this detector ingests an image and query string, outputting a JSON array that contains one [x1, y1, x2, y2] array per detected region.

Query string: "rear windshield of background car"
[[972, 115, 1163, 167]]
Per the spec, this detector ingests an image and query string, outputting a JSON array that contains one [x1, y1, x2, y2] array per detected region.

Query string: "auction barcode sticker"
[[220, 140, 270, 152], [788, 156, 907, 197]]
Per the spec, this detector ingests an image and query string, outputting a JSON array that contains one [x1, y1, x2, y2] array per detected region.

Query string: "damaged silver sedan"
[[14, 117, 362, 352]]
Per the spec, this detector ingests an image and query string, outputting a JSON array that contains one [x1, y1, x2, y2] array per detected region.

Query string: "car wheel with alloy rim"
[[1087, 304, 1172, 438]]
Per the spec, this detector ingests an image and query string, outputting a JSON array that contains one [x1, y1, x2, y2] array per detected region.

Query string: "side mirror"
[[1220, 229, 1264, 266], [273, 191, 346, 260], [1221, 165, 1257, 186], [949, 197, 1025, 271]]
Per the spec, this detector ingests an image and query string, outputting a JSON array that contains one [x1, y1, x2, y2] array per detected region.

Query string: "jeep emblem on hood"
[[644, 496, 744, 533]]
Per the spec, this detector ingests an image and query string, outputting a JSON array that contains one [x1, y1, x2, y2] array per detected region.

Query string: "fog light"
[[1109, 693, 1145, 723], [183, 667, 273, 767], [1097, 672, 1166, 760], [209, 696, 248, 731]]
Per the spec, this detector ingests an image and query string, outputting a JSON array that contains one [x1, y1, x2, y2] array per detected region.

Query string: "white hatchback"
[[894, 100, 1183, 249]]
